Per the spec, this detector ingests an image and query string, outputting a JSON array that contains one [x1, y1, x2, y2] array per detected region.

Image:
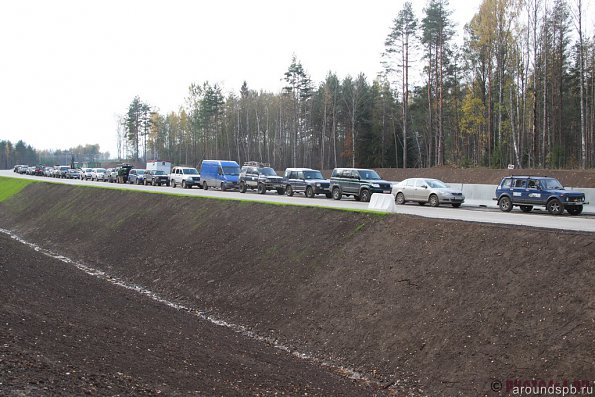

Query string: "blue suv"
[[495, 176, 587, 215]]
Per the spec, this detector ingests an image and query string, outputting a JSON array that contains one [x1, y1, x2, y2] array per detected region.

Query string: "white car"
[[91, 168, 107, 181], [392, 178, 465, 208], [170, 166, 201, 189]]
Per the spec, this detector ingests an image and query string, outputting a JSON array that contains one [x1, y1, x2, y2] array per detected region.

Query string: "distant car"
[[65, 169, 83, 179], [283, 168, 331, 198], [106, 168, 118, 183], [44, 166, 54, 177], [238, 162, 285, 195], [26, 166, 35, 175], [116, 164, 134, 184], [54, 165, 70, 178], [170, 166, 201, 189], [91, 168, 107, 181], [32, 166, 44, 176], [144, 169, 169, 186], [392, 178, 465, 208], [495, 176, 588, 215], [329, 168, 392, 202], [13, 165, 24, 173], [128, 169, 147, 185], [81, 168, 94, 180], [200, 160, 240, 191]]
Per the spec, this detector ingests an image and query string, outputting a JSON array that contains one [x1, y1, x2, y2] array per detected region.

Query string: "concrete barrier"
[[368, 193, 396, 212]]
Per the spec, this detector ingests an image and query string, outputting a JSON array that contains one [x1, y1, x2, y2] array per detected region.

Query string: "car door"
[[526, 178, 545, 205], [295, 171, 307, 193], [511, 178, 528, 203], [413, 179, 428, 201], [401, 179, 416, 201]]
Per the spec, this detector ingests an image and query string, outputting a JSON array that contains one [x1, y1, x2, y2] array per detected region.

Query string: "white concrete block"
[[368, 193, 396, 212]]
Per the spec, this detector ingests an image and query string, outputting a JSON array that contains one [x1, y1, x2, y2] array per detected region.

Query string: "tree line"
[[0, 140, 109, 169], [119, 0, 594, 170]]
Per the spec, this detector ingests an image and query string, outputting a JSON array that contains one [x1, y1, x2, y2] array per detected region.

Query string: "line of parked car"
[[13, 161, 588, 216]]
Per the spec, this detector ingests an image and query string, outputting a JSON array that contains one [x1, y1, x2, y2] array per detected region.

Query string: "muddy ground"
[[0, 182, 593, 396]]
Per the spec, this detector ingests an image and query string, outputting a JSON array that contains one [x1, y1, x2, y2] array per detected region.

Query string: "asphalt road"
[[2, 170, 595, 232]]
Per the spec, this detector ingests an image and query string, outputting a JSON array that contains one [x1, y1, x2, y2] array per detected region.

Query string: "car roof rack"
[[243, 161, 270, 167]]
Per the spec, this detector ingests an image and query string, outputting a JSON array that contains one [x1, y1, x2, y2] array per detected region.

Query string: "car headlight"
[[371, 183, 380, 188], [315, 183, 321, 187]]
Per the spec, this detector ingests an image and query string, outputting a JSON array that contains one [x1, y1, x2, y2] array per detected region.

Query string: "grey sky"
[[1, 0, 587, 158]]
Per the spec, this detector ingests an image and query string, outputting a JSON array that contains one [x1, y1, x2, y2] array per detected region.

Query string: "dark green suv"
[[329, 168, 392, 202]]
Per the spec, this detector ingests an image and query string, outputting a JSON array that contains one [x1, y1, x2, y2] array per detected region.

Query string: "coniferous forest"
[[118, 0, 592, 170]]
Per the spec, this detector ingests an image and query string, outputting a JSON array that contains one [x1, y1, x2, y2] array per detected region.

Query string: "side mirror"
[[421, 185, 428, 189]]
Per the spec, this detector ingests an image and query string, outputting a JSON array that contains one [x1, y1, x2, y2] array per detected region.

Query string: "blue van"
[[200, 160, 241, 191]]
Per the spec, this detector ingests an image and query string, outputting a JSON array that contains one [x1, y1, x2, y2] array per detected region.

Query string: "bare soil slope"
[[0, 183, 593, 396]]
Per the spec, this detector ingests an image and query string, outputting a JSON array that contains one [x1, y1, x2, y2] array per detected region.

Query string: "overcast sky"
[[0, 0, 589, 157]]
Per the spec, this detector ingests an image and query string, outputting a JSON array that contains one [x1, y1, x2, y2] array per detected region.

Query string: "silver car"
[[392, 178, 465, 208]]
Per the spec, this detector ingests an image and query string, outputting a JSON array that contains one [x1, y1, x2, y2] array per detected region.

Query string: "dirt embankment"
[[0, 183, 593, 396]]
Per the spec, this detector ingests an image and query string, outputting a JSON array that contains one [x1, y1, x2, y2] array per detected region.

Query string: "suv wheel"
[[305, 186, 314, 198], [171, 180, 176, 188], [257, 183, 266, 194], [360, 189, 371, 202], [220, 183, 226, 191], [395, 192, 405, 205], [239, 181, 246, 193], [276, 188, 285, 195], [325, 192, 332, 199], [547, 198, 563, 215], [332, 187, 342, 200], [286, 185, 294, 196], [519, 205, 533, 213], [182, 180, 187, 189], [429, 194, 440, 207], [498, 196, 512, 212], [566, 205, 583, 215], [203, 181, 208, 191]]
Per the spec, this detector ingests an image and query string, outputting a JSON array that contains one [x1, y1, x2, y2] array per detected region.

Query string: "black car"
[[116, 164, 134, 183], [144, 169, 169, 186], [329, 168, 392, 202], [283, 168, 332, 198], [495, 176, 588, 215], [238, 162, 285, 195]]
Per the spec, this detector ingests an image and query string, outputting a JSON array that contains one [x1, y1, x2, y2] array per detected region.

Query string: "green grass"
[[0, 177, 36, 202]]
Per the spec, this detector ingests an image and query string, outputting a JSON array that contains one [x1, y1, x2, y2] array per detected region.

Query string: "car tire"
[[144, 179, 147, 185], [203, 181, 208, 190], [171, 180, 176, 188], [452, 203, 462, 208], [498, 196, 513, 212], [221, 183, 226, 191], [305, 186, 314, 198], [395, 192, 406, 205], [429, 194, 440, 207], [360, 189, 371, 202], [276, 188, 285, 195], [520, 205, 533, 213], [546, 198, 563, 215], [239, 181, 246, 193], [566, 205, 583, 215], [325, 193, 332, 199], [182, 181, 187, 189], [332, 187, 341, 200], [257, 183, 266, 194], [286, 185, 294, 196]]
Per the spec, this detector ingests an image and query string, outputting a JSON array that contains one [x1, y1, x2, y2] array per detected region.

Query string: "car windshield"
[[260, 167, 277, 176], [426, 179, 448, 189], [540, 178, 564, 190], [154, 170, 166, 175], [222, 166, 241, 175], [137, 170, 145, 175], [304, 170, 324, 180], [183, 168, 198, 175], [357, 170, 381, 180], [96, 168, 106, 173]]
